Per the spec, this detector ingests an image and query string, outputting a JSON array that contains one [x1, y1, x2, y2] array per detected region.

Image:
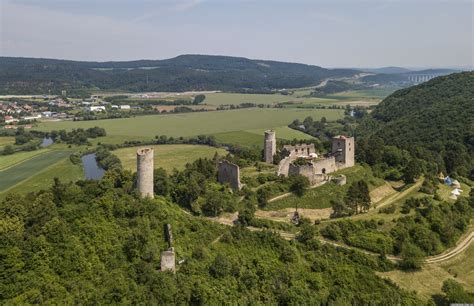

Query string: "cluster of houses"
[[1, 95, 137, 128]]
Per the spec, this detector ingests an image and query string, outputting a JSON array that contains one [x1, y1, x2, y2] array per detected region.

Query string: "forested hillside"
[[0, 169, 422, 304], [0, 55, 357, 95], [358, 72, 474, 177]]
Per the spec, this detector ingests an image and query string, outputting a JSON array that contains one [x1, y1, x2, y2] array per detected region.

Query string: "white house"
[[87, 105, 106, 112], [119, 105, 131, 110]]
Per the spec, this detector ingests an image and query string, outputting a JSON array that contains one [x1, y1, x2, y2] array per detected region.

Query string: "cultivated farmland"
[[0, 150, 72, 192], [35, 108, 344, 140]]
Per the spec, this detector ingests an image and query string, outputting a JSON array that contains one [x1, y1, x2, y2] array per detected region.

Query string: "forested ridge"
[[0, 55, 357, 95], [358, 72, 474, 178]]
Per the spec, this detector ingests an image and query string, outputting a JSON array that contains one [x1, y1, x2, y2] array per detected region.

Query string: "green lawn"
[[35, 108, 344, 139], [1, 157, 83, 197], [265, 165, 385, 211], [0, 150, 72, 192], [0, 149, 50, 171], [114, 144, 228, 173]]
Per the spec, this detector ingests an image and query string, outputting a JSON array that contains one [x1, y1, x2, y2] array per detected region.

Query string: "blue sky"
[[1, 0, 472, 68]]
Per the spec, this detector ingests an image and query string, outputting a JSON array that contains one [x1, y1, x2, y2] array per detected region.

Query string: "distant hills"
[[0, 55, 359, 95]]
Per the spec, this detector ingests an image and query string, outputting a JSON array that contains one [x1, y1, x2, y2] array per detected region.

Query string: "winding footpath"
[[204, 176, 473, 264]]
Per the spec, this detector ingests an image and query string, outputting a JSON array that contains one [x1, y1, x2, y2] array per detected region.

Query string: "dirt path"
[[425, 231, 474, 264], [268, 180, 328, 203]]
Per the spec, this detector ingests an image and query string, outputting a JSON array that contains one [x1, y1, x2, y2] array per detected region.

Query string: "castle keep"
[[137, 148, 154, 198], [264, 130, 276, 163]]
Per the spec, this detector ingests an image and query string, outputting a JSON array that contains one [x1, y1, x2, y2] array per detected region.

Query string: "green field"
[[0, 150, 72, 192], [1, 157, 83, 197], [245, 126, 314, 140], [212, 126, 314, 148], [36, 108, 344, 140], [212, 131, 263, 147], [0, 136, 15, 149], [0, 149, 50, 171], [203, 92, 298, 106], [114, 144, 228, 173], [265, 165, 385, 211]]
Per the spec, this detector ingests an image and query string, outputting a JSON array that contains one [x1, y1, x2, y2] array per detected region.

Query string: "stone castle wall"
[[312, 156, 337, 174], [137, 148, 154, 198], [218, 160, 242, 190], [288, 163, 316, 184]]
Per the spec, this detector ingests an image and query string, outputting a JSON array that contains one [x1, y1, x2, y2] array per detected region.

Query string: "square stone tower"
[[331, 135, 355, 167], [264, 130, 276, 164]]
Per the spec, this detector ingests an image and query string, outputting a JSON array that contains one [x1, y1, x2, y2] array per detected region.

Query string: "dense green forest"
[[0, 55, 357, 95], [358, 72, 474, 178], [0, 169, 425, 304]]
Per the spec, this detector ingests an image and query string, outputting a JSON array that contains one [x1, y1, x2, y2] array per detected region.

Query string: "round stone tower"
[[264, 130, 276, 164], [137, 148, 154, 198]]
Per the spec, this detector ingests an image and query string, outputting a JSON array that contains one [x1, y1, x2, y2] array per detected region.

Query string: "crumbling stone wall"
[[137, 148, 154, 198], [281, 143, 316, 158], [332, 174, 347, 185], [312, 156, 337, 175], [218, 160, 242, 190], [288, 162, 317, 184], [264, 130, 276, 163], [160, 248, 176, 273]]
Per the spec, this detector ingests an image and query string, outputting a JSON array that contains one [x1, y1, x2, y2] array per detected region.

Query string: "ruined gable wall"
[[218, 160, 242, 190]]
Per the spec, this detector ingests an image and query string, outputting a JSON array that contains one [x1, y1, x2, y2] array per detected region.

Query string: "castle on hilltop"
[[263, 130, 355, 185]]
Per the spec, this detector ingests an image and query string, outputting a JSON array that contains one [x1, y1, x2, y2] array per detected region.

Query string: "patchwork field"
[[114, 144, 228, 173], [36, 108, 344, 139], [0, 150, 72, 193]]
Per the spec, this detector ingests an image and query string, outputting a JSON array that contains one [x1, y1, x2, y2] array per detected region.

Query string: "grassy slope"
[[265, 165, 385, 211], [379, 241, 474, 301], [114, 144, 228, 173], [35, 108, 344, 139], [0, 150, 72, 192]]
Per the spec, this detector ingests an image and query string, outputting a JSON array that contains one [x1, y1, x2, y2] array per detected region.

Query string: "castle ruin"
[[218, 160, 242, 190], [264, 130, 276, 163], [160, 248, 176, 273], [277, 134, 355, 185], [137, 148, 154, 198]]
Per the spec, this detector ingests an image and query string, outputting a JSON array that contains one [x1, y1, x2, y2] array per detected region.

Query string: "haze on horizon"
[[0, 0, 473, 69]]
